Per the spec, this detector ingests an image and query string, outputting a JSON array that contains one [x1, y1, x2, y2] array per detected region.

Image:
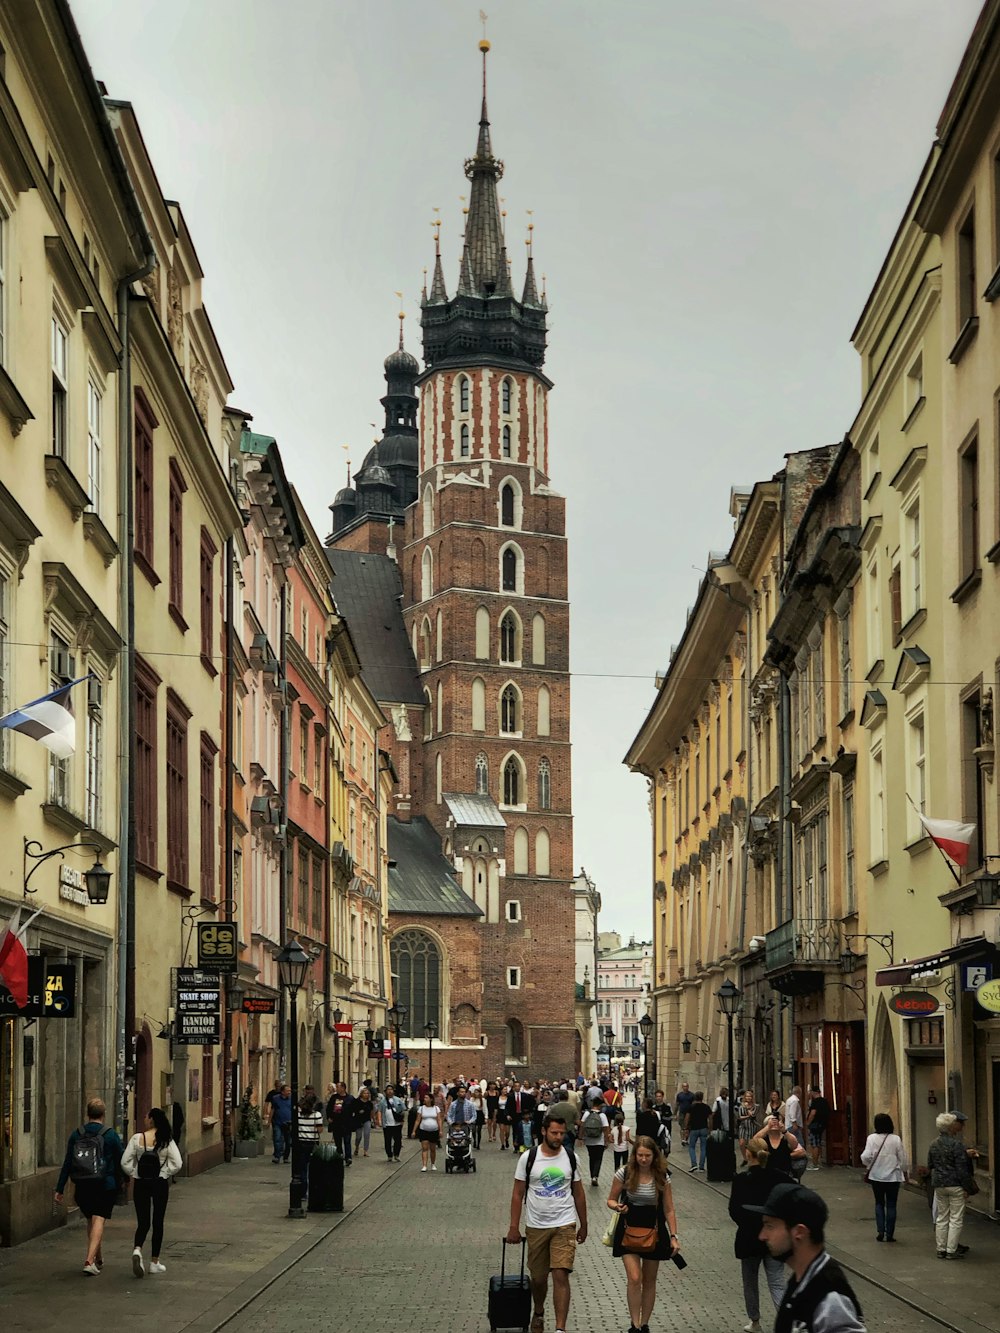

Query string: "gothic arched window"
[[459, 375, 470, 413], [501, 684, 519, 734], [501, 483, 515, 527], [502, 425, 512, 458], [538, 757, 551, 810], [500, 612, 519, 664], [502, 546, 517, 592], [475, 752, 489, 795], [390, 929, 442, 1036], [460, 423, 470, 458], [503, 755, 522, 806], [502, 377, 512, 414]]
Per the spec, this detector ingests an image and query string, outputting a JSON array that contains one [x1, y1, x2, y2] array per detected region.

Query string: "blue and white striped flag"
[[0, 675, 89, 758]]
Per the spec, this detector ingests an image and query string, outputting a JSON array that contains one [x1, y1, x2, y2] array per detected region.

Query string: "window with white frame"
[[538, 757, 551, 810], [906, 702, 926, 842], [506, 899, 521, 923], [501, 377, 512, 414], [499, 611, 520, 664], [837, 593, 852, 720], [843, 783, 856, 915], [51, 314, 68, 459], [86, 675, 102, 829], [502, 425, 511, 458], [459, 375, 470, 413], [507, 966, 521, 989], [49, 629, 74, 806], [870, 740, 886, 864], [812, 642, 825, 741], [475, 751, 488, 794], [460, 423, 470, 458], [87, 378, 102, 514], [905, 352, 924, 420], [866, 553, 882, 666], [902, 490, 922, 620], [500, 683, 520, 735]]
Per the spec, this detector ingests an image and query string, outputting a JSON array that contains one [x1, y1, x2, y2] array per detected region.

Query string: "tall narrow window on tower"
[[460, 423, 470, 458], [502, 377, 512, 414], [459, 375, 470, 412], [501, 683, 520, 734], [503, 755, 522, 806], [502, 425, 512, 458], [476, 751, 489, 794], [499, 610, 520, 663], [501, 483, 515, 527], [502, 546, 518, 592], [538, 757, 551, 809]]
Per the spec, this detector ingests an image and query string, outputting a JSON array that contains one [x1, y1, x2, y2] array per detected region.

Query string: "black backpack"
[[70, 1126, 111, 1182], [136, 1137, 161, 1181]]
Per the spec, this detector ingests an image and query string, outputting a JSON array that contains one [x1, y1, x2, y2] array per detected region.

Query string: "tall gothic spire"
[[427, 217, 448, 304], [459, 39, 506, 296]]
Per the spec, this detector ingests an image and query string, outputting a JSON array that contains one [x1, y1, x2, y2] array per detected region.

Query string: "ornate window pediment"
[[860, 688, 887, 730]]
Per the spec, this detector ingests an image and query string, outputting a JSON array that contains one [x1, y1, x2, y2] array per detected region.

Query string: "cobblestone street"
[[227, 1144, 968, 1333]]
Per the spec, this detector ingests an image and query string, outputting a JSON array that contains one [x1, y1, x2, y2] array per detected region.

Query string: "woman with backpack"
[[606, 1134, 680, 1333], [121, 1106, 183, 1277], [580, 1100, 611, 1185]]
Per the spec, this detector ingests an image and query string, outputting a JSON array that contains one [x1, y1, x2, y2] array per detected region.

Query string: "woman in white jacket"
[[860, 1112, 909, 1242], [121, 1106, 183, 1276]]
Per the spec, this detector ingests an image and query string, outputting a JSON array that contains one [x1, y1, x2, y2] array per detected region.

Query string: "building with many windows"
[[595, 937, 652, 1068]]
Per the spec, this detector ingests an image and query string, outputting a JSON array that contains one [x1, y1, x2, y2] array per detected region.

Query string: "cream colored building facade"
[[0, 1, 150, 1244]]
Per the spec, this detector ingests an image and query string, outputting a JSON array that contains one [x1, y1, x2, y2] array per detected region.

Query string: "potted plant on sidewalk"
[[235, 1086, 263, 1158]]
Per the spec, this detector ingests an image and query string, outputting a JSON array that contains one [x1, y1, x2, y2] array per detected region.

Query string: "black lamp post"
[[276, 938, 310, 1219], [639, 1011, 654, 1098], [332, 1007, 343, 1085], [388, 1003, 407, 1089], [424, 1019, 437, 1089], [716, 977, 742, 1145]]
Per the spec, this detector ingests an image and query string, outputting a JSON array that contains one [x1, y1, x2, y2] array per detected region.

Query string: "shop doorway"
[[909, 1055, 944, 1170]]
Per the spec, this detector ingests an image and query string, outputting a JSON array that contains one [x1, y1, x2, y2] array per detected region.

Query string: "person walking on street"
[[121, 1106, 183, 1276], [580, 1098, 611, 1186], [507, 1113, 587, 1333], [270, 1084, 292, 1163], [765, 1090, 785, 1124], [295, 1092, 324, 1200], [447, 1084, 478, 1136], [611, 1110, 629, 1171], [675, 1081, 694, 1145], [859, 1113, 908, 1242], [486, 1080, 500, 1143], [750, 1182, 866, 1332], [326, 1088, 353, 1165], [784, 1085, 804, 1146], [353, 1085, 374, 1157], [417, 1091, 443, 1171], [760, 1114, 808, 1183], [728, 1136, 786, 1332], [262, 1079, 282, 1128], [928, 1111, 977, 1259], [686, 1091, 711, 1171], [470, 1083, 486, 1148], [805, 1086, 829, 1170], [54, 1097, 124, 1276], [713, 1087, 732, 1134], [376, 1083, 405, 1161], [737, 1089, 761, 1164], [606, 1134, 679, 1333], [550, 1085, 581, 1148]]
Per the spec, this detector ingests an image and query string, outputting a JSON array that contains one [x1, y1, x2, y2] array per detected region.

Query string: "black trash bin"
[[308, 1143, 345, 1212], [705, 1129, 736, 1182]]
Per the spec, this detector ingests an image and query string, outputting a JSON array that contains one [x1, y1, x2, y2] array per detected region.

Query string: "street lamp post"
[[424, 1019, 437, 1089], [639, 1012, 654, 1100], [387, 1003, 408, 1090], [716, 977, 742, 1147], [276, 938, 310, 1219], [332, 1007, 343, 1085]]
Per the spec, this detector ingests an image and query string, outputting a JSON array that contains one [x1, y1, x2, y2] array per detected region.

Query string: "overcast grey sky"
[[76, 0, 982, 940]]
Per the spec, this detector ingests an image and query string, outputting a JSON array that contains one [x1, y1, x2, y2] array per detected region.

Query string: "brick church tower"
[[398, 41, 576, 1070]]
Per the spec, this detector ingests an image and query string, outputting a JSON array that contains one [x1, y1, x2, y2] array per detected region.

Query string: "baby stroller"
[[445, 1123, 477, 1173]]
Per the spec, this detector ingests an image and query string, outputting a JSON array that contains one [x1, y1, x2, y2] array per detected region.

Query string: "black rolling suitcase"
[[488, 1238, 532, 1331]]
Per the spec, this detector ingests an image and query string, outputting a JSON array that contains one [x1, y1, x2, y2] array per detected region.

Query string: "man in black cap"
[[747, 1182, 865, 1332]]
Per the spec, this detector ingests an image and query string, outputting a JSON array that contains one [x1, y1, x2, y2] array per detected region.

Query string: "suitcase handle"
[[500, 1236, 526, 1281]]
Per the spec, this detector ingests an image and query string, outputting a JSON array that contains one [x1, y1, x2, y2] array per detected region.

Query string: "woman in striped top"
[[296, 1093, 324, 1203]]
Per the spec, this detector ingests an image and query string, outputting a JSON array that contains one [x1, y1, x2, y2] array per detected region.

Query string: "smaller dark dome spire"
[[384, 346, 419, 377], [333, 486, 356, 506], [359, 464, 393, 489]]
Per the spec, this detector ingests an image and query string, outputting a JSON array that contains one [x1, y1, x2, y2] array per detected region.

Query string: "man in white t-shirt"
[[785, 1086, 803, 1144], [507, 1113, 587, 1333]]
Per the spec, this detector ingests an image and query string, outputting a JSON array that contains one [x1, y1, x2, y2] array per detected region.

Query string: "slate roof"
[[387, 817, 482, 917], [326, 549, 424, 706], [444, 793, 507, 829]]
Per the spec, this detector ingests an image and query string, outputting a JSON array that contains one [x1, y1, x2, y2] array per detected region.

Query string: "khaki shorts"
[[526, 1224, 577, 1280]]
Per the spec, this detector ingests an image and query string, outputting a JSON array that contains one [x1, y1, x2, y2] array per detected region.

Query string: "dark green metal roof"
[[387, 817, 482, 917]]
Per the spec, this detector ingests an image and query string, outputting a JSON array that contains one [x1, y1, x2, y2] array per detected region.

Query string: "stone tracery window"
[[390, 929, 442, 1038]]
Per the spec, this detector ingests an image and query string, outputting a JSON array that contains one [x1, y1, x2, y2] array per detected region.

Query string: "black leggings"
[[586, 1144, 605, 1180], [383, 1125, 403, 1159], [133, 1178, 170, 1257]]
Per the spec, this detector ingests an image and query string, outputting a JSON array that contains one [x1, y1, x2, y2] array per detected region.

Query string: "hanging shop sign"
[[888, 990, 939, 1016], [241, 996, 277, 1015], [0, 960, 76, 1019], [175, 968, 221, 1045], [334, 1022, 354, 1036], [974, 978, 1000, 1014], [196, 922, 238, 973]]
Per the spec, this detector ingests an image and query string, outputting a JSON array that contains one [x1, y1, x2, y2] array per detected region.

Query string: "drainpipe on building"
[[222, 536, 236, 1161], [278, 580, 289, 1073], [114, 254, 155, 1138]]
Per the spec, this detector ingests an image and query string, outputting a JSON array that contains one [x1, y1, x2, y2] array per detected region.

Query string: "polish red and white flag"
[[918, 814, 977, 867], [0, 907, 30, 1008]]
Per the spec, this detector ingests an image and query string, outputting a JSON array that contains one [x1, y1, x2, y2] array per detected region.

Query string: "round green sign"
[[975, 978, 1000, 1014]]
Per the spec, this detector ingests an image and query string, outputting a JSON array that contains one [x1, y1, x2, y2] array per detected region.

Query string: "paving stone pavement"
[[225, 1144, 959, 1333]]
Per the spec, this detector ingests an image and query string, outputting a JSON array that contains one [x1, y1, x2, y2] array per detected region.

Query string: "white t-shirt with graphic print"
[[515, 1145, 577, 1229]]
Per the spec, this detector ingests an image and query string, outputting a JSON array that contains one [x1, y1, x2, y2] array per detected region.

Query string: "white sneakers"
[[150, 1262, 166, 1273], [431, 1164, 438, 1171], [421, 1165, 427, 1172], [132, 1248, 144, 1279], [83, 1262, 100, 1276], [744, 1322, 762, 1332]]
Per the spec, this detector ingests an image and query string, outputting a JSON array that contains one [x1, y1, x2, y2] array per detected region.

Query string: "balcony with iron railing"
[[764, 917, 842, 995]]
